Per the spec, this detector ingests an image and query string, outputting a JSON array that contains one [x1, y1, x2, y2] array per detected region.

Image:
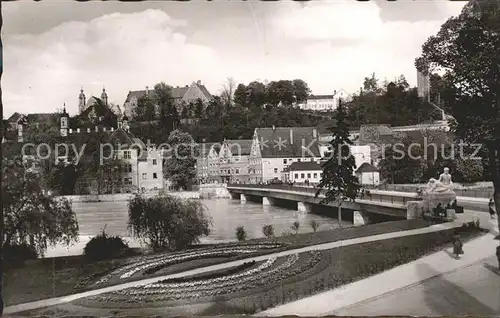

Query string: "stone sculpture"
[[422, 168, 457, 217]]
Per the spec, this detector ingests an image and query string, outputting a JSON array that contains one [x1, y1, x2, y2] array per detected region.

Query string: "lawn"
[[5, 219, 428, 306], [18, 222, 485, 317]]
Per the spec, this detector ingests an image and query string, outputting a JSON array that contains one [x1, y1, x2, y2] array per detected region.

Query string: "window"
[[298, 159, 301, 162], [307, 173, 311, 179], [124, 151, 131, 159], [236, 169, 239, 174], [294, 173, 299, 179], [274, 168, 278, 173], [301, 173, 305, 178], [142, 173, 147, 180], [153, 159, 157, 165], [283, 159, 287, 164], [320, 173, 323, 178], [153, 173, 158, 179], [314, 173, 318, 178], [310, 158, 314, 162], [124, 177, 132, 185]]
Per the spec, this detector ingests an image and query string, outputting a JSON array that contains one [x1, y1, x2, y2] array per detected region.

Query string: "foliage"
[[3, 243, 38, 266], [163, 129, 198, 190], [134, 95, 157, 122], [235, 226, 247, 241], [49, 161, 83, 195], [154, 82, 180, 134], [309, 220, 320, 232], [2, 157, 79, 256], [128, 194, 212, 250], [262, 224, 275, 238], [291, 221, 300, 235], [83, 228, 130, 262], [317, 101, 361, 203]]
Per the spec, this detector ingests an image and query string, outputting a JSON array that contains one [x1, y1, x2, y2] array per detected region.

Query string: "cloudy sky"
[[3, 0, 466, 117]]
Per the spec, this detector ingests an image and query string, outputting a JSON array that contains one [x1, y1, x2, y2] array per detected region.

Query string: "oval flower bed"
[[93, 242, 287, 286], [81, 251, 321, 308]]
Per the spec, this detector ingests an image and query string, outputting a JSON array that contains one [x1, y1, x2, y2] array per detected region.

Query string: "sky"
[[2, 0, 467, 117]]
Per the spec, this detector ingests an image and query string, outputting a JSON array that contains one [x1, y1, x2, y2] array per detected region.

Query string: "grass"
[[4, 219, 428, 307], [21, 224, 484, 317]]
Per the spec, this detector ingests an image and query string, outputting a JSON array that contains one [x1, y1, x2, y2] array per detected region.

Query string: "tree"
[[163, 130, 198, 190], [415, 3, 500, 231], [220, 77, 236, 109], [134, 95, 156, 122], [234, 84, 247, 106], [290, 220, 300, 235], [2, 157, 79, 257], [154, 82, 179, 133], [292, 79, 311, 104], [128, 194, 212, 250], [235, 226, 247, 241], [49, 161, 82, 195], [310, 220, 320, 232], [316, 100, 361, 226], [194, 99, 204, 118], [262, 224, 274, 238]]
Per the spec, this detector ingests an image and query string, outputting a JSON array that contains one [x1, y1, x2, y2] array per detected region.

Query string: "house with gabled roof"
[[248, 126, 322, 183], [196, 142, 222, 183], [123, 80, 212, 119], [218, 139, 253, 183], [298, 89, 351, 112]]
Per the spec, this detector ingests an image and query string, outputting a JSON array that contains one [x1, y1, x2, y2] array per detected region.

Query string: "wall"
[[289, 169, 323, 183], [350, 145, 372, 168], [182, 83, 210, 104], [359, 171, 380, 185], [218, 154, 251, 183], [58, 191, 200, 203], [262, 157, 322, 182], [199, 183, 231, 199]]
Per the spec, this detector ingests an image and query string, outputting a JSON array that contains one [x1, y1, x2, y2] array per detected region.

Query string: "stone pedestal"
[[445, 209, 456, 221], [407, 201, 424, 219], [353, 211, 369, 227], [262, 196, 271, 206], [423, 191, 457, 213], [240, 193, 247, 203], [297, 201, 312, 213]]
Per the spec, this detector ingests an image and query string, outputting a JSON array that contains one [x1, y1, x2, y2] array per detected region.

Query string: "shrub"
[[3, 243, 38, 266], [291, 221, 300, 234], [84, 228, 130, 261], [262, 224, 275, 238], [236, 226, 247, 241], [128, 194, 212, 251], [310, 220, 320, 232], [281, 229, 294, 237]]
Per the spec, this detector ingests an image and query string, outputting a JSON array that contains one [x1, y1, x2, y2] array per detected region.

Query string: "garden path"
[[4, 213, 493, 316]]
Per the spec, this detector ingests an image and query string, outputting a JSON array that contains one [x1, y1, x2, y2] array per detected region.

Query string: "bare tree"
[[220, 77, 237, 109]]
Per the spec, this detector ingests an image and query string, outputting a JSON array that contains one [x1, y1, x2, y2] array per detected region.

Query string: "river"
[[44, 198, 350, 258]]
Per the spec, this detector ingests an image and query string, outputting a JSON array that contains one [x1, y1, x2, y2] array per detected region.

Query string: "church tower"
[[79, 88, 86, 114], [60, 104, 69, 137], [17, 116, 26, 143], [101, 87, 108, 106]]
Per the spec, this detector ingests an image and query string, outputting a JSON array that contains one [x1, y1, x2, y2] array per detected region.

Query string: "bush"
[[128, 194, 212, 250], [236, 226, 247, 241], [291, 221, 300, 234], [84, 229, 129, 262], [3, 243, 38, 266], [262, 224, 275, 238], [310, 220, 320, 232]]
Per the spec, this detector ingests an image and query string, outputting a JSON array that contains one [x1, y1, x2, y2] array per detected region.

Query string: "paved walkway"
[[4, 221, 463, 315], [258, 212, 499, 317]]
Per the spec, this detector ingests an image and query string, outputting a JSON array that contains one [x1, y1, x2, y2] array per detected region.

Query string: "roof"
[[25, 113, 60, 124], [225, 139, 252, 156], [254, 127, 321, 158], [288, 161, 322, 171], [356, 162, 379, 173], [308, 95, 334, 100], [125, 82, 212, 103], [198, 142, 222, 157], [7, 112, 22, 122]]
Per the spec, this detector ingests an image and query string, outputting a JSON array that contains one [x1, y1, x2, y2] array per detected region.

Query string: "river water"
[[44, 198, 350, 258]]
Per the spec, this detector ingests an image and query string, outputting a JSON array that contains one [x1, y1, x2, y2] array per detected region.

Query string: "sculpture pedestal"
[[423, 190, 457, 214]]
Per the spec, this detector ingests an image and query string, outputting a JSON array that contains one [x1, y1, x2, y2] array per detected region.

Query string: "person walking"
[[489, 198, 496, 219]]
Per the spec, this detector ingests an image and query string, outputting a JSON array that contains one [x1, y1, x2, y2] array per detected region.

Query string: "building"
[[123, 81, 212, 119], [417, 70, 430, 99], [218, 139, 253, 183], [298, 89, 350, 112], [78, 87, 117, 115], [355, 163, 380, 185], [196, 142, 222, 184], [248, 126, 323, 183], [286, 161, 323, 184]]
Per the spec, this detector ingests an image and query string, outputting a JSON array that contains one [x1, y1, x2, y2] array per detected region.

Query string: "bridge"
[[226, 184, 423, 226]]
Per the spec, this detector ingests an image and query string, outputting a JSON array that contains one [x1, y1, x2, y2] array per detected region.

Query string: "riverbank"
[[10, 222, 485, 316], [4, 219, 429, 307]]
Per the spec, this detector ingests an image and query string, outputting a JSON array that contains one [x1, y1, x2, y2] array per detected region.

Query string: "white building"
[[298, 89, 350, 112], [318, 144, 371, 169], [249, 126, 323, 183], [137, 147, 165, 192], [355, 163, 380, 186], [286, 162, 323, 183]]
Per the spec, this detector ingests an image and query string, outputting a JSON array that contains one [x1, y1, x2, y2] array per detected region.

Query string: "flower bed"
[[78, 251, 322, 308], [92, 243, 287, 286]]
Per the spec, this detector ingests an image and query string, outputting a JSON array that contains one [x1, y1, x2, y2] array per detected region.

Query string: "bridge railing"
[[227, 183, 414, 206]]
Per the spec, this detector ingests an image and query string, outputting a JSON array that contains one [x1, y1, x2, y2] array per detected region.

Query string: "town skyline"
[[4, 1, 467, 116]]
